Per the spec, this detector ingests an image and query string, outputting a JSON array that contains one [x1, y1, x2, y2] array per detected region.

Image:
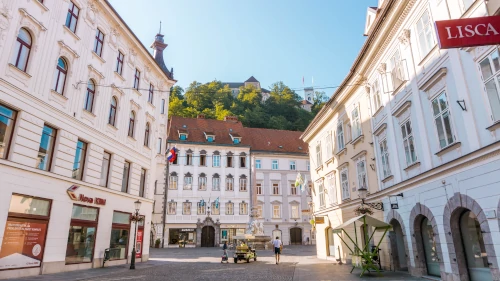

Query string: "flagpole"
[[162, 117, 173, 249]]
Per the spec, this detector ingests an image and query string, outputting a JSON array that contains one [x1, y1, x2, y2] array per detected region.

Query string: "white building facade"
[[0, 0, 174, 279]]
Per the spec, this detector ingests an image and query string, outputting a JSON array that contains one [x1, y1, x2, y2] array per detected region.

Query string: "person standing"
[[223, 241, 227, 250], [272, 236, 283, 265]]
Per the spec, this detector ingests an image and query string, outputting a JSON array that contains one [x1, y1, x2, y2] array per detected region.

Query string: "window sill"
[[403, 161, 421, 172], [336, 147, 347, 156], [486, 121, 500, 132], [114, 71, 125, 81], [351, 134, 364, 147], [62, 25, 80, 41], [325, 157, 334, 165], [49, 89, 68, 107], [372, 105, 384, 117], [8, 63, 32, 78], [391, 82, 406, 96], [33, 0, 49, 11], [381, 175, 394, 183], [315, 165, 323, 173], [133, 88, 142, 96], [92, 51, 106, 63], [418, 45, 438, 66], [143, 145, 151, 151], [435, 142, 461, 157], [82, 109, 96, 124], [127, 136, 136, 142]]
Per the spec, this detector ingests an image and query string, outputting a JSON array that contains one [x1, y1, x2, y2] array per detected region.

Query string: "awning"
[[332, 215, 392, 233]]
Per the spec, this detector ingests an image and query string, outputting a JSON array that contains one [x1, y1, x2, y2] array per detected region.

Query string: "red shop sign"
[[435, 16, 500, 49]]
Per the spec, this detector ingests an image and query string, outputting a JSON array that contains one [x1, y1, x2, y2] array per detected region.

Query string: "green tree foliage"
[[167, 80, 326, 131]]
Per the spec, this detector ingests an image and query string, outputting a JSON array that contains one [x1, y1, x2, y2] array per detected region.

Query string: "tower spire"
[[159, 21, 162, 34]]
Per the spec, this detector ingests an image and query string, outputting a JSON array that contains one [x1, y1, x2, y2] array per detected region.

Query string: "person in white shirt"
[[272, 236, 282, 264]]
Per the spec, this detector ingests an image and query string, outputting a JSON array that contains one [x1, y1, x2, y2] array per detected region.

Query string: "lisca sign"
[[67, 185, 106, 205], [435, 16, 500, 49]]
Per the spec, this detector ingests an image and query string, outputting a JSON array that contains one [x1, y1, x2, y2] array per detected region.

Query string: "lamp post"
[[130, 200, 142, 270], [357, 187, 384, 211]]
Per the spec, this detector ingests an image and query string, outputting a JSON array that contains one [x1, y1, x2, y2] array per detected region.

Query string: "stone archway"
[[443, 193, 499, 281], [386, 210, 409, 271], [408, 203, 445, 279], [196, 216, 221, 247]]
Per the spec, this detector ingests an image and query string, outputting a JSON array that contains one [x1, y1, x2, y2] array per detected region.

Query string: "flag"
[[295, 173, 304, 188], [167, 147, 177, 163], [215, 197, 219, 209], [300, 174, 307, 192], [200, 199, 205, 206], [302, 76, 304, 86]]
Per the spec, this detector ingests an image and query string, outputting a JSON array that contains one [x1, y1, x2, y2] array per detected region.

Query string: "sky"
[[108, 0, 378, 97]]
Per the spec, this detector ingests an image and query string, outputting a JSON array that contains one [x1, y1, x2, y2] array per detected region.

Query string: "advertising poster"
[[135, 229, 143, 258], [0, 219, 48, 270]]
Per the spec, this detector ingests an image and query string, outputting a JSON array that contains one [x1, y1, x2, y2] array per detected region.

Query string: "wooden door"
[[290, 227, 302, 245], [201, 226, 215, 247]]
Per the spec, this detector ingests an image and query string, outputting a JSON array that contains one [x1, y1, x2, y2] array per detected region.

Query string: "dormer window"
[[229, 133, 242, 144], [178, 129, 188, 141], [234, 139, 240, 144], [204, 132, 215, 142]]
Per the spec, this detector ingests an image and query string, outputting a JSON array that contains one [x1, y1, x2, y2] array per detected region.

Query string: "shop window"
[[0, 194, 51, 269], [66, 205, 98, 264], [109, 211, 130, 260]]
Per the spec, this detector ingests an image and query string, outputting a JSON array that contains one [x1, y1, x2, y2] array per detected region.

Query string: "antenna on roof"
[[159, 21, 162, 34]]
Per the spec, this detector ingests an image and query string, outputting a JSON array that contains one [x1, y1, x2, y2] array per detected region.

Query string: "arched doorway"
[[201, 226, 215, 247], [290, 227, 302, 245], [420, 217, 440, 277], [389, 219, 407, 271], [326, 228, 335, 257]]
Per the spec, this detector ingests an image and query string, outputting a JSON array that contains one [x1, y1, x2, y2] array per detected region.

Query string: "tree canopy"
[[168, 81, 327, 131]]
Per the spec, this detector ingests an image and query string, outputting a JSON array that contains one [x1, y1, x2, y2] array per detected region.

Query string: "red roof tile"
[[168, 116, 246, 145], [243, 127, 308, 154]]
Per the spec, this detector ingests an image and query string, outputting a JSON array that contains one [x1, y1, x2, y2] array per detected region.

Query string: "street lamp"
[[357, 187, 384, 211], [130, 200, 142, 270]]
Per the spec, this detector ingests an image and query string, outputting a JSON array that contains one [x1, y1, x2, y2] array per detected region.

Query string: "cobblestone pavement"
[[10, 246, 422, 281]]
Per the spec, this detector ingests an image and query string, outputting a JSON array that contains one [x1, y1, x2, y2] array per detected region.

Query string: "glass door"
[[460, 211, 492, 281], [327, 228, 335, 257], [421, 218, 440, 277]]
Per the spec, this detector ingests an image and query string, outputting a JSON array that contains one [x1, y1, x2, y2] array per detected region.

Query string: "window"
[[12, 28, 32, 72], [199, 177, 207, 190], [316, 144, 322, 166], [226, 202, 234, 215], [197, 202, 206, 215], [227, 155, 233, 167], [372, 79, 382, 111], [93, 29, 104, 57], [239, 202, 248, 215], [341, 169, 350, 200], [128, 111, 135, 137], [211, 202, 220, 215], [179, 133, 187, 140], [379, 139, 391, 178], [186, 151, 192, 165], [351, 107, 362, 140], [157, 138, 162, 154], [327, 173, 337, 205], [401, 120, 417, 166], [290, 184, 297, 195], [169, 175, 178, 190], [256, 183, 262, 195], [273, 205, 280, 218], [356, 159, 367, 190], [257, 205, 263, 218], [256, 159, 261, 169], [148, 84, 154, 104], [461, 0, 475, 12], [432, 92, 454, 148], [291, 205, 299, 219], [65, 1, 79, 33], [240, 156, 246, 168], [72, 140, 87, 180], [116, 51, 124, 75], [272, 183, 279, 195], [66, 205, 98, 264], [200, 154, 206, 166], [226, 177, 234, 191], [142, 123, 150, 147], [84, 80, 95, 112], [109, 212, 130, 260], [53, 58, 68, 95], [133, 68, 140, 90], [182, 202, 192, 215], [272, 160, 278, 170], [306, 161, 310, 171], [390, 50, 405, 90], [184, 176, 193, 190], [480, 49, 500, 122], [213, 155, 221, 167], [139, 168, 146, 197], [233, 138, 240, 144], [108, 97, 118, 126], [337, 122, 345, 150], [100, 152, 111, 187], [161, 99, 165, 114], [318, 183, 325, 208], [207, 136, 214, 142], [239, 178, 247, 191], [326, 133, 333, 159], [37, 125, 56, 171], [416, 10, 435, 57], [290, 161, 296, 170], [121, 161, 130, 192], [167, 202, 176, 215], [212, 177, 220, 191]]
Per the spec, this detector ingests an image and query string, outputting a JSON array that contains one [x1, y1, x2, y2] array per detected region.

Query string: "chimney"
[[150, 31, 173, 79], [224, 116, 238, 122], [197, 114, 205, 119]]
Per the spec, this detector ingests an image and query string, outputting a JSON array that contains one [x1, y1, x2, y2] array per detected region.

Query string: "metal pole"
[[130, 213, 138, 269], [161, 160, 170, 248]]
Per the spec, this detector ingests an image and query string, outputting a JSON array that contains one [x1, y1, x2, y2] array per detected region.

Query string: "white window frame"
[[213, 155, 221, 167], [169, 176, 178, 190], [167, 202, 176, 215], [183, 176, 193, 190], [432, 91, 455, 149], [290, 183, 297, 195], [390, 49, 405, 90], [379, 139, 391, 179], [289, 161, 296, 170], [211, 202, 220, 215], [401, 119, 418, 166], [239, 202, 248, 215], [272, 183, 280, 195], [182, 202, 191, 215], [272, 160, 279, 170], [318, 182, 325, 208], [197, 202, 206, 215], [212, 177, 220, 191], [479, 48, 500, 122], [326, 173, 337, 205], [351, 106, 362, 140], [272, 205, 281, 219], [316, 143, 322, 166], [356, 158, 367, 190], [291, 204, 299, 219], [198, 177, 207, 191], [226, 202, 234, 215], [306, 161, 310, 171], [337, 122, 345, 151], [257, 205, 263, 218], [156, 138, 162, 154], [326, 133, 333, 159], [256, 159, 261, 169], [372, 79, 382, 111], [415, 9, 436, 59], [340, 168, 350, 200], [256, 183, 262, 195], [186, 152, 192, 166], [226, 177, 234, 191], [239, 178, 247, 191]]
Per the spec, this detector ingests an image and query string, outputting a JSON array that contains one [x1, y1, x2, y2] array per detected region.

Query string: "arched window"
[[53, 58, 68, 95], [144, 122, 150, 147], [128, 111, 135, 137], [13, 28, 32, 72], [108, 97, 117, 126], [84, 80, 95, 112]]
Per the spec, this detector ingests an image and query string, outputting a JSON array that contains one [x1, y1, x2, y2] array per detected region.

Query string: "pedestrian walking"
[[223, 241, 227, 250], [272, 236, 283, 265]]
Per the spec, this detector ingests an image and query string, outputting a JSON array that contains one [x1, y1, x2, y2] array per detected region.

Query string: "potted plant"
[[354, 205, 374, 216], [155, 238, 161, 248]]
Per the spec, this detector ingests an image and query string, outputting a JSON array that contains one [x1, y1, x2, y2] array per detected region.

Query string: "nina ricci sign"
[[67, 185, 106, 205], [435, 15, 500, 49]]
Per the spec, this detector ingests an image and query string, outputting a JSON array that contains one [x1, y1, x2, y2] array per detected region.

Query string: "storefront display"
[[135, 216, 145, 258], [169, 229, 196, 246], [109, 211, 130, 260], [65, 205, 98, 264], [0, 194, 51, 270], [220, 228, 245, 245]]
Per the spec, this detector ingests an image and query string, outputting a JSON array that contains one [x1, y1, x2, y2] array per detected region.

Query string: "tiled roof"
[[243, 127, 308, 154], [301, 100, 312, 105], [261, 88, 270, 93], [168, 116, 246, 146], [225, 82, 244, 89]]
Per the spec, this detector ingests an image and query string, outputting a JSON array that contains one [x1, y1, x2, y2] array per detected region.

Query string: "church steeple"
[[150, 22, 173, 79]]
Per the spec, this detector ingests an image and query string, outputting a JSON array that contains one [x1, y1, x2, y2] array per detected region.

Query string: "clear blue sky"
[[108, 0, 377, 97]]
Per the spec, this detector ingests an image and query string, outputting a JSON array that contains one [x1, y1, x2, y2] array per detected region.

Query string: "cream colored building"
[[0, 0, 175, 279]]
